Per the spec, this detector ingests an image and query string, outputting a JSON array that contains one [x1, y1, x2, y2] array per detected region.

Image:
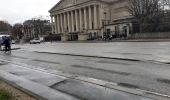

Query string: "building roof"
[[49, 0, 120, 13]]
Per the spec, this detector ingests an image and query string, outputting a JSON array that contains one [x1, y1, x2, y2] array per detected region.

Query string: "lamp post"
[[104, 12, 107, 40]]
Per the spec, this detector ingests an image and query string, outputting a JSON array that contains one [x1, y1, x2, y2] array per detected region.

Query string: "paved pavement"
[[13, 42, 170, 63], [0, 58, 154, 100], [0, 49, 170, 99], [1, 42, 169, 99]]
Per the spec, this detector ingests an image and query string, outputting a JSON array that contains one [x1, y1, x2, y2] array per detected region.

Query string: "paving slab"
[[0, 70, 80, 100], [0, 64, 66, 87], [53, 79, 153, 100], [32, 76, 66, 86]]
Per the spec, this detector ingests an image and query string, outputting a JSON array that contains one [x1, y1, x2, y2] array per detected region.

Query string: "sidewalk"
[[14, 42, 170, 63], [0, 59, 155, 100], [55, 39, 170, 43]]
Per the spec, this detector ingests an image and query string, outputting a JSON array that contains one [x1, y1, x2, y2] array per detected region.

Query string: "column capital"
[[50, 15, 54, 17]]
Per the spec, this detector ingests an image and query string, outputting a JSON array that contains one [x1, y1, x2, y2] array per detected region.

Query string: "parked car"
[[11, 40, 16, 44], [30, 38, 41, 44]]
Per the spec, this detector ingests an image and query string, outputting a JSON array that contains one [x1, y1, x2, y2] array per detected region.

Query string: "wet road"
[[14, 42, 170, 63], [0, 49, 170, 98]]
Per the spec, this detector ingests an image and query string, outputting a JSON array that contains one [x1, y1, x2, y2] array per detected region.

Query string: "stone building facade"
[[49, 0, 133, 41]]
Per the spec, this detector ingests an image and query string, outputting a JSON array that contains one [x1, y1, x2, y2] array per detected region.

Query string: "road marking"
[[138, 89, 170, 98]]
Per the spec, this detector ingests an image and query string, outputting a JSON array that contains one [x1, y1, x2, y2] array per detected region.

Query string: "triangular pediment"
[[49, 0, 90, 13], [49, 0, 119, 13]]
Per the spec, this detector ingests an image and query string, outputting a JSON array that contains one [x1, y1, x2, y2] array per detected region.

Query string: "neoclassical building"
[[49, 0, 133, 41]]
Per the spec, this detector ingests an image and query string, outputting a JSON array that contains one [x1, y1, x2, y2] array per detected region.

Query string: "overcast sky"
[[0, 0, 60, 25]]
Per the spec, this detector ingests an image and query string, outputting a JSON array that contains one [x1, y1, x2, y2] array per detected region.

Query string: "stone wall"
[[110, 0, 130, 21], [130, 32, 170, 39]]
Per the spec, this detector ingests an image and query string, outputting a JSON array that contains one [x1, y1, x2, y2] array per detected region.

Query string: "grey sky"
[[0, 0, 60, 25]]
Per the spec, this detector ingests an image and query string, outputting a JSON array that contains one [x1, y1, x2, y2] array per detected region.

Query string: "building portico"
[[49, 0, 132, 41]]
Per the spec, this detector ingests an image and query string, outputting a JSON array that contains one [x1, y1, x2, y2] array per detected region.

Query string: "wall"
[[109, 0, 130, 21], [130, 32, 170, 39]]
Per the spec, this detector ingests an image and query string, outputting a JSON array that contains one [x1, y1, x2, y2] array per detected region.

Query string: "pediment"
[[49, 0, 89, 13], [49, 0, 120, 13]]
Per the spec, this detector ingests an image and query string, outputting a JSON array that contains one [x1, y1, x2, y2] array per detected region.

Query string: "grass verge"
[[0, 89, 13, 100]]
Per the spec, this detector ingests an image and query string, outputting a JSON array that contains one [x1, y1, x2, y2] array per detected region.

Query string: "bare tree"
[[0, 21, 12, 33], [23, 18, 51, 39], [11, 23, 23, 39], [128, 0, 162, 32], [128, 0, 160, 22]]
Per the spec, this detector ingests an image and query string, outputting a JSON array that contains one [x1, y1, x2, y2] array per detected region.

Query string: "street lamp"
[[104, 12, 107, 40]]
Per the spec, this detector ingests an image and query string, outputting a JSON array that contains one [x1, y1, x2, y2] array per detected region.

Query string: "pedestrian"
[[2, 37, 11, 53], [0, 39, 2, 50], [0, 43, 1, 51]]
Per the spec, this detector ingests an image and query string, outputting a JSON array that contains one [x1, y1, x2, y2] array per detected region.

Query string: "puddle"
[[33, 59, 60, 64], [97, 60, 131, 65], [118, 83, 139, 89]]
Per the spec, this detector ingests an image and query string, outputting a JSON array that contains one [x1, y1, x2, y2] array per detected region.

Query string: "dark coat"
[[3, 39, 10, 46]]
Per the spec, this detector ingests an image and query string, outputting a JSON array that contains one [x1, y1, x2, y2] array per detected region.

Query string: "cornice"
[[49, 0, 108, 13]]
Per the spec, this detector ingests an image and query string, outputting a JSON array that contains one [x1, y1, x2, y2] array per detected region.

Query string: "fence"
[[130, 32, 170, 39]]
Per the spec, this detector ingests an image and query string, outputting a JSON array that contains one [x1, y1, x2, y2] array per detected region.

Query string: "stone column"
[[79, 9, 82, 31], [60, 13, 64, 33], [56, 15, 59, 33], [56, 14, 60, 33], [99, 5, 103, 29], [57, 14, 61, 33], [64, 12, 67, 32], [71, 11, 74, 32], [67, 12, 71, 32], [89, 6, 92, 29], [84, 7, 87, 29], [51, 15, 54, 34], [54, 15, 57, 34], [75, 10, 79, 32], [94, 5, 98, 29]]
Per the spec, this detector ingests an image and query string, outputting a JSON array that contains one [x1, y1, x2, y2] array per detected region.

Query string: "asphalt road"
[[0, 49, 170, 98], [14, 42, 170, 63]]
